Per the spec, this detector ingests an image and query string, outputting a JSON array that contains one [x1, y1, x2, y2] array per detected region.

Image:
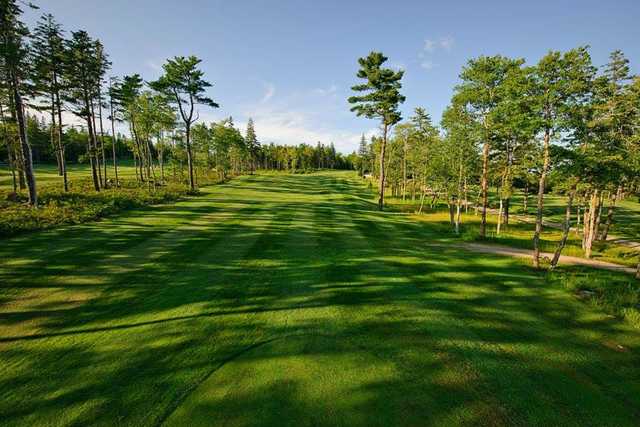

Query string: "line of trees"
[[350, 49, 640, 276], [1, 1, 355, 204]]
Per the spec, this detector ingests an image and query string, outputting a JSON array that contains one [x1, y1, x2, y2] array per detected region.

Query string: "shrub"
[[0, 179, 195, 237]]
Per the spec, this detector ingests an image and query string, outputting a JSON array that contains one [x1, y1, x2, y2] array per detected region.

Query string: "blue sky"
[[25, 0, 640, 153]]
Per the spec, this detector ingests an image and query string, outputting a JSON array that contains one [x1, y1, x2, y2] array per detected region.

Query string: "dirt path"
[[455, 242, 637, 275], [469, 203, 640, 252]]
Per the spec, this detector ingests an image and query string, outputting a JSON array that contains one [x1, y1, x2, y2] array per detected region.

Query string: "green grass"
[[0, 161, 139, 190], [2, 171, 640, 426], [494, 189, 640, 241], [383, 192, 640, 268]]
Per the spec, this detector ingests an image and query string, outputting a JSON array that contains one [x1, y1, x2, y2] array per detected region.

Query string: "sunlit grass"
[[1, 171, 640, 426]]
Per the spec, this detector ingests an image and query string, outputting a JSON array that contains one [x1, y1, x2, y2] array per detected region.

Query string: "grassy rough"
[[1, 171, 640, 426], [0, 180, 193, 237]]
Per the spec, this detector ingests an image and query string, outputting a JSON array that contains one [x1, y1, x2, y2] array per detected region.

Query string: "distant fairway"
[[0, 162, 139, 190], [2, 171, 640, 426]]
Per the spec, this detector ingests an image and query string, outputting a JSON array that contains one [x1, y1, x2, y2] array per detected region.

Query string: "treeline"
[[349, 49, 640, 276], [0, 1, 354, 204]]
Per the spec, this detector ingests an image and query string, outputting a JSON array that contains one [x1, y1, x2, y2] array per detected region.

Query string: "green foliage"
[[348, 51, 405, 127], [149, 55, 219, 122], [0, 179, 192, 236]]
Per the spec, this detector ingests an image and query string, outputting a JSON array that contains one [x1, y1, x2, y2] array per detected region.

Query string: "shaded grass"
[[0, 162, 229, 236], [383, 194, 640, 268], [1, 171, 640, 426]]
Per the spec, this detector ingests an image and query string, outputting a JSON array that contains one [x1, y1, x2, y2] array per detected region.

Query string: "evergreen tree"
[[64, 30, 103, 191], [245, 117, 259, 172], [150, 56, 219, 191], [0, 0, 37, 205], [357, 133, 368, 176], [32, 13, 68, 191], [349, 51, 405, 210]]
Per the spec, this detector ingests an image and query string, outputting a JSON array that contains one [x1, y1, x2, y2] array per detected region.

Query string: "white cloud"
[[424, 39, 436, 52], [260, 83, 276, 103], [422, 36, 455, 54], [388, 62, 406, 72], [420, 60, 436, 71], [440, 36, 455, 51], [240, 87, 375, 153], [311, 84, 337, 96]]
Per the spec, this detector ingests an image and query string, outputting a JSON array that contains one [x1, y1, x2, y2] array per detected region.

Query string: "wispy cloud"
[[388, 62, 406, 72], [146, 59, 162, 72], [240, 86, 372, 153], [423, 39, 437, 53], [419, 36, 454, 72], [422, 36, 455, 54], [420, 60, 436, 71], [439, 36, 455, 51], [260, 83, 276, 103], [311, 84, 337, 96]]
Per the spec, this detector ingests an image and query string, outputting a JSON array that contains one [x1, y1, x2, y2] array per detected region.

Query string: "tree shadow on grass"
[[1, 172, 640, 426]]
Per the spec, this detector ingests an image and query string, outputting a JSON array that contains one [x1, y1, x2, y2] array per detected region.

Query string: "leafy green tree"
[[529, 47, 594, 267], [441, 101, 481, 231], [453, 55, 523, 237], [114, 74, 145, 181], [590, 50, 633, 243], [150, 56, 219, 190], [0, 0, 37, 204], [349, 51, 405, 210]]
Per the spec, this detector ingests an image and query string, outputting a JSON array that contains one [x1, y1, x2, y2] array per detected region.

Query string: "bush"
[[0, 179, 194, 237]]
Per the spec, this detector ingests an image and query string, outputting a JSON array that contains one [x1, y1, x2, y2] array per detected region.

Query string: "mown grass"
[[2, 171, 640, 426], [0, 161, 139, 189]]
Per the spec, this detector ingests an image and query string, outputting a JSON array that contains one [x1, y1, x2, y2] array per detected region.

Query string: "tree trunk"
[[599, 185, 621, 241], [8, 148, 17, 193], [84, 91, 101, 192], [185, 123, 196, 191], [54, 74, 68, 192], [49, 92, 62, 176], [377, 124, 389, 211], [418, 177, 427, 214], [90, 99, 103, 188], [496, 199, 503, 235], [480, 141, 490, 237], [0, 102, 17, 193], [533, 130, 551, 268], [523, 182, 529, 214], [449, 198, 455, 229], [551, 183, 577, 269], [108, 82, 119, 186], [464, 177, 468, 214], [402, 134, 407, 201], [97, 88, 108, 184], [13, 82, 37, 206], [503, 197, 510, 226], [584, 189, 601, 258]]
